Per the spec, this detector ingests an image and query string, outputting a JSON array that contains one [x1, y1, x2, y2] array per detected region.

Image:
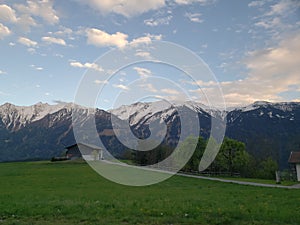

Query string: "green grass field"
[[0, 161, 299, 225]]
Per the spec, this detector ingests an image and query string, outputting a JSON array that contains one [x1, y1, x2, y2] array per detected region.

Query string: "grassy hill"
[[0, 161, 299, 225]]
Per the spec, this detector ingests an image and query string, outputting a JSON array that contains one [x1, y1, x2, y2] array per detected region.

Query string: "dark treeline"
[[122, 136, 279, 180]]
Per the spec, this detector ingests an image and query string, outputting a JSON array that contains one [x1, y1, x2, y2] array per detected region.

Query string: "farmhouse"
[[288, 151, 300, 181], [66, 143, 104, 161]]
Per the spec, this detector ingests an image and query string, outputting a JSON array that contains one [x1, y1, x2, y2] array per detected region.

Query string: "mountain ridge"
[[0, 100, 299, 169]]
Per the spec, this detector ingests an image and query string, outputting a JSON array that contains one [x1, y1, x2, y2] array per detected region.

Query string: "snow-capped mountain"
[[233, 101, 299, 113], [0, 102, 73, 131], [227, 101, 299, 123], [109, 100, 223, 127], [107, 100, 300, 169], [0, 102, 122, 162], [226, 101, 300, 168], [0, 100, 299, 169]]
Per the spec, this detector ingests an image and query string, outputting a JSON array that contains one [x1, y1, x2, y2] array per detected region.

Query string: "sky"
[[0, 0, 299, 109]]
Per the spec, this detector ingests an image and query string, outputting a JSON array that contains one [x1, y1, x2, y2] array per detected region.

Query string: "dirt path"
[[99, 160, 299, 189], [176, 172, 300, 189]]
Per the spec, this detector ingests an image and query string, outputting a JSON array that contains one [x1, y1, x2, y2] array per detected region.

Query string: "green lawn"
[[0, 161, 299, 225]]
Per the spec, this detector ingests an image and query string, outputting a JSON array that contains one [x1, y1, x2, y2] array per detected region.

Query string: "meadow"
[[0, 161, 299, 225]]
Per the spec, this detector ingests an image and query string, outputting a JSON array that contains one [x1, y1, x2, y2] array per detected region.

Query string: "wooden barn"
[[288, 151, 300, 181], [66, 143, 104, 161]]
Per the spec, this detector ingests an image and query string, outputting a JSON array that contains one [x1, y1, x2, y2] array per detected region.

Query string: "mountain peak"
[[253, 101, 270, 106], [0, 102, 75, 131], [232, 101, 300, 113], [1, 102, 15, 108]]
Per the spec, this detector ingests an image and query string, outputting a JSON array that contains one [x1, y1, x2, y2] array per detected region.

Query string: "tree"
[[212, 138, 250, 176], [121, 149, 134, 161], [177, 136, 207, 172], [257, 157, 278, 179], [134, 139, 173, 166]]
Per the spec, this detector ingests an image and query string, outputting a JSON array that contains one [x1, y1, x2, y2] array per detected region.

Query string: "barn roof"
[[288, 152, 300, 164], [66, 143, 103, 150]]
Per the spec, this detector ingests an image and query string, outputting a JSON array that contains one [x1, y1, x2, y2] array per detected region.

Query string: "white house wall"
[[296, 164, 300, 182], [83, 154, 97, 161]]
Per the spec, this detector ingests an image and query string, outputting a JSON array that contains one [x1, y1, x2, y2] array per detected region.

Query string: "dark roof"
[[288, 152, 300, 164], [66, 143, 103, 150]]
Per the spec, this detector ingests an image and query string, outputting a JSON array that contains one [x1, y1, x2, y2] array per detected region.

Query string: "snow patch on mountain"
[[109, 100, 225, 126], [234, 101, 300, 113], [1, 100, 299, 132], [0, 102, 74, 130], [109, 101, 176, 125]]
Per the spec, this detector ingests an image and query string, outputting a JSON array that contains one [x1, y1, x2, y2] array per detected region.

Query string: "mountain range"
[[0, 101, 299, 169]]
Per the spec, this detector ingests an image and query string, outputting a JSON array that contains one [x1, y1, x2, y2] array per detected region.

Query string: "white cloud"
[[129, 34, 162, 47], [185, 13, 203, 23], [81, 0, 165, 17], [255, 17, 281, 29], [0, 70, 7, 75], [86, 28, 162, 48], [50, 26, 74, 40], [16, 14, 37, 31], [245, 35, 300, 78], [113, 84, 129, 91], [144, 15, 172, 26], [42, 36, 66, 46], [94, 80, 109, 85], [175, 0, 213, 5], [138, 83, 158, 93], [266, 0, 299, 16], [192, 33, 300, 106], [0, 4, 18, 23], [30, 64, 43, 70], [190, 80, 218, 87], [18, 37, 37, 47], [70, 61, 104, 72], [86, 28, 128, 48], [48, 26, 75, 40], [248, 1, 265, 7], [130, 36, 152, 47], [54, 27, 73, 36], [133, 67, 152, 77], [161, 88, 180, 95], [14, 0, 59, 25], [0, 2, 58, 31], [147, 34, 163, 41], [54, 53, 64, 58], [0, 23, 11, 39], [27, 48, 36, 54], [252, 0, 300, 34], [135, 51, 152, 59]]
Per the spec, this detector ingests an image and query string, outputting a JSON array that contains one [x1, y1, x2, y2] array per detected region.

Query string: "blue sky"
[[0, 0, 299, 109]]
